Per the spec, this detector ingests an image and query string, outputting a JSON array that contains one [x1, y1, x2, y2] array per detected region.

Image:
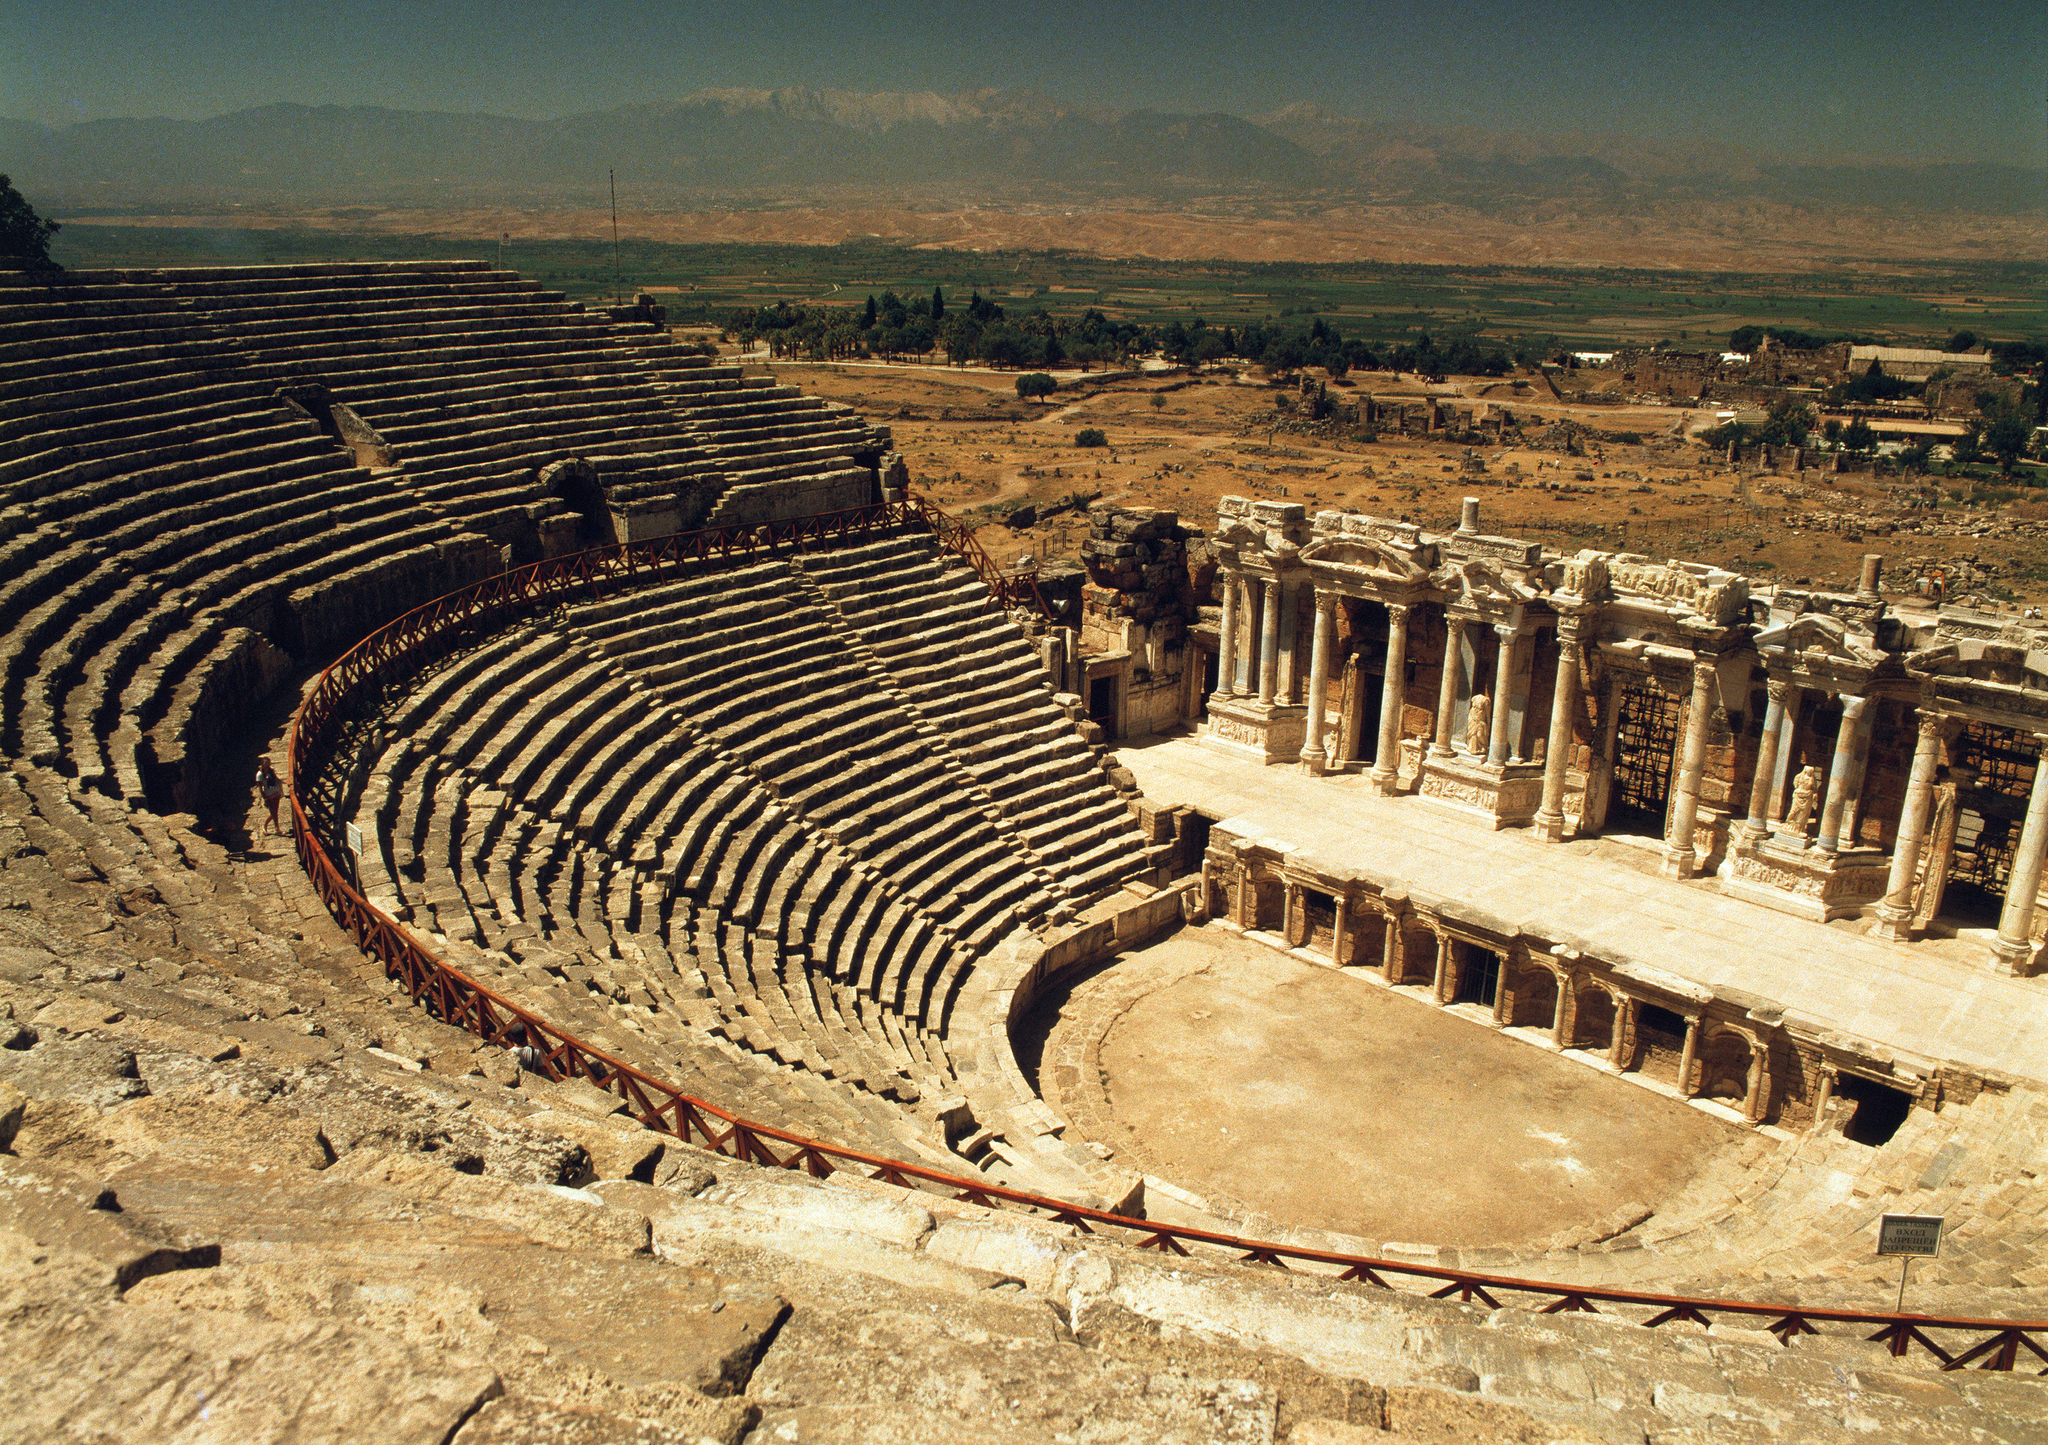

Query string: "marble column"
[[1677, 1016, 1700, 1097], [1740, 680, 1792, 844], [1549, 976, 1570, 1047], [1299, 592, 1338, 772], [1816, 694, 1871, 854], [1606, 994, 1632, 1069], [1229, 576, 1252, 693], [1743, 1044, 1768, 1122], [1486, 625, 1517, 765], [1873, 712, 1945, 941], [1993, 731, 2048, 974], [1256, 578, 1281, 706], [1369, 603, 1410, 794], [1532, 619, 1582, 842], [1662, 658, 1719, 879], [1214, 565, 1240, 705], [1431, 615, 1466, 758], [1811, 1065, 1837, 1132], [1767, 684, 1802, 822]]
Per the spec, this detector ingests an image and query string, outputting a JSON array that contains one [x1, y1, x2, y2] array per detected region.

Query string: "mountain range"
[[7, 89, 2041, 217]]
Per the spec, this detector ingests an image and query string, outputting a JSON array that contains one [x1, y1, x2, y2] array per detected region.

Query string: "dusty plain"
[[770, 355, 2048, 609]]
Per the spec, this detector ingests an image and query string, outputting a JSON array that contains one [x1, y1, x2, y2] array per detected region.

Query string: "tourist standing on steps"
[[255, 760, 286, 838]]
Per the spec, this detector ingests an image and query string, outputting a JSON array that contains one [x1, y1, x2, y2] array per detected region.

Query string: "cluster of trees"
[[0, 176, 60, 271], [731, 291, 942, 362], [732, 283, 1523, 382], [1726, 324, 1870, 354]]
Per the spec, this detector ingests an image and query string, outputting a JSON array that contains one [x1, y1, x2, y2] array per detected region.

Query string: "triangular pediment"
[[1299, 536, 1430, 585]]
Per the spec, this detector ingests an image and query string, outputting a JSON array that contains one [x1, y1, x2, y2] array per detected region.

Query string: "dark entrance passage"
[[1089, 675, 1118, 743], [1611, 679, 1679, 833], [1454, 945, 1501, 1008], [1837, 1074, 1913, 1146], [1348, 601, 1393, 765]]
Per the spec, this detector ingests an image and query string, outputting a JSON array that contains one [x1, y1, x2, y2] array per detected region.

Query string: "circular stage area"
[[1033, 928, 1743, 1249]]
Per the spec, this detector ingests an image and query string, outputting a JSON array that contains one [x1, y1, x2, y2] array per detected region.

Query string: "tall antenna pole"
[[609, 168, 620, 309]]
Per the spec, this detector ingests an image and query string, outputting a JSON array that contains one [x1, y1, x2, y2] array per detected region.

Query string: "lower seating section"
[[568, 560, 1062, 953], [800, 535, 1150, 906], [338, 617, 985, 1167], [325, 533, 1150, 1170]]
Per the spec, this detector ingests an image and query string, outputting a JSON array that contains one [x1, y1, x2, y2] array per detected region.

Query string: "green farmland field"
[[48, 224, 2048, 353]]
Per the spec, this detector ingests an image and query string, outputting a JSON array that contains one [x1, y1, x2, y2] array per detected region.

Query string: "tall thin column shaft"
[[1533, 620, 1581, 842], [1300, 592, 1337, 771], [1369, 603, 1410, 793], [1214, 566, 1240, 706], [1741, 681, 1790, 843], [1486, 625, 1516, 766], [1257, 578, 1281, 706], [1874, 712, 1945, 941], [1432, 615, 1466, 758], [1662, 658, 1718, 878], [1993, 732, 2048, 974], [1816, 694, 1870, 854]]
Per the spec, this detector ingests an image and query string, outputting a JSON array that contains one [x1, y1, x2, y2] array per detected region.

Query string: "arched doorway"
[[542, 458, 615, 548], [1509, 963, 1559, 1030], [1698, 1030, 1751, 1104], [1572, 985, 1614, 1052], [1451, 941, 1502, 1009]]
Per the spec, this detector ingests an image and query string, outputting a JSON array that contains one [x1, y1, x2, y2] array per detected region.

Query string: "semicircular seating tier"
[[0, 260, 1149, 1178], [336, 533, 1153, 1168], [0, 259, 884, 814]]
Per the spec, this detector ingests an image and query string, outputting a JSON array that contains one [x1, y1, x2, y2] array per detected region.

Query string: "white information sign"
[[1877, 1213, 1944, 1259], [345, 822, 364, 858]]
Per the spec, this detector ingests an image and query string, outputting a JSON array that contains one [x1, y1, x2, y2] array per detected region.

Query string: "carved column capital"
[[1767, 678, 1796, 705], [1313, 589, 1340, 618], [1384, 600, 1409, 623], [1917, 709, 1947, 740], [1691, 657, 1719, 688], [1839, 692, 1870, 721]]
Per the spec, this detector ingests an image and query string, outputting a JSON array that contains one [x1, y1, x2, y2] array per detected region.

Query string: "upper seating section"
[[0, 260, 895, 812], [0, 260, 888, 556]]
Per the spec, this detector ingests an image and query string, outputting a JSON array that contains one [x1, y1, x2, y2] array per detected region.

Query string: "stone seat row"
[[800, 538, 1148, 908], [345, 677, 969, 1153], [0, 291, 626, 366], [0, 314, 675, 400], [568, 565, 1059, 953], [351, 622, 990, 1048]]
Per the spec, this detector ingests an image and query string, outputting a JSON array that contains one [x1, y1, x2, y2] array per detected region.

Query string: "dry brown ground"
[[63, 202, 2048, 270], [779, 358, 2048, 606]]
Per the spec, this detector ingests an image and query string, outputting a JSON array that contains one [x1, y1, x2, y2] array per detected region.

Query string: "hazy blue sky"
[[7, 0, 2044, 165]]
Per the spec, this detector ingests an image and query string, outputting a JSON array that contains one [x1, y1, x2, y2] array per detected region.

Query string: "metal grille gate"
[[1612, 679, 1679, 826], [1954, 722, 2039, 897]]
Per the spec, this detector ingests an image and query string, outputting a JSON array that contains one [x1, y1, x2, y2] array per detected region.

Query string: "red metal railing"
[[286, 505, 2046, 1376]]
